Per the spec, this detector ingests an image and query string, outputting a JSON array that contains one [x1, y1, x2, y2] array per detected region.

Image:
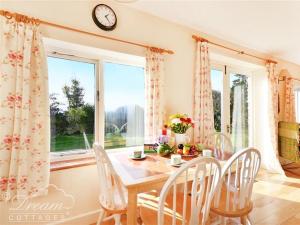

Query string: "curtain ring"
[[4, 11, 12, 19]]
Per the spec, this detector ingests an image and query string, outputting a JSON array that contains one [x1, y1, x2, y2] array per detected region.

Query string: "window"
[[103, 62, 145, 149], [48, 56, 96, 153], [48, 53, 145, 154]]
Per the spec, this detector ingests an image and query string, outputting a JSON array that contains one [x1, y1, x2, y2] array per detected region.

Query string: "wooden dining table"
[[108, 151, 227, 225]]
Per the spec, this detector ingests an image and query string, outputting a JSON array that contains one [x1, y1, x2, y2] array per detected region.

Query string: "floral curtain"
[[283, 78, 296, 122], [265, 62, 284, 174], [145, 49, 165, 143], [0, 14, 50, 200], [193, 41, 215, 146]]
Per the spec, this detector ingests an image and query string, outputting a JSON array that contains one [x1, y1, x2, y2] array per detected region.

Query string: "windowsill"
[[50, 146, 141, 172]]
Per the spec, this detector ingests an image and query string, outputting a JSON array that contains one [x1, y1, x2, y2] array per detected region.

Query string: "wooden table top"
[[108, 152, 227, 189]]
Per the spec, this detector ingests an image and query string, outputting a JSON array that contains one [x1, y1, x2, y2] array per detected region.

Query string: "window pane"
[[230, 73, 249, 151], [211, 69, 223, 132], [48, 56, 95, 152], [104, 62, 144, 149]]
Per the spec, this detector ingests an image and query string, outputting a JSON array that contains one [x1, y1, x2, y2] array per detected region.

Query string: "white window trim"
[[47, 45, 146, 160]]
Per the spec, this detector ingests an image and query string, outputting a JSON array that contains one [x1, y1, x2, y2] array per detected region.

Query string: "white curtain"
[[193, 41, 215, 146], [264, 63, 284, 174], [283, 78, 296, 122], [0, 14, 50, 200], [126, 105, 144, 146], [145, 50, 165, 143], [232, 84, 247, 151]]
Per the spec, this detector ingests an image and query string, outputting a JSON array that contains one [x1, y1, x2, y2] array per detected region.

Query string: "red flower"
[[9, 177, 16, 183], [0, 178, 8, 184], [186, 118, 192, 123], [7, 95, 15, 102], [3, 135, 13, 144], [13, 135, 20, 143]]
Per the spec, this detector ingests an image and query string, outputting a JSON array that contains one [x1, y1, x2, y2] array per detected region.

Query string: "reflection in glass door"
[[230, 73, 249, 151], [211, 69, 223, 132]]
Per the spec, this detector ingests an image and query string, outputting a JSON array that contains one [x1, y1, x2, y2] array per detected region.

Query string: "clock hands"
[[105, 14, 111, 24]]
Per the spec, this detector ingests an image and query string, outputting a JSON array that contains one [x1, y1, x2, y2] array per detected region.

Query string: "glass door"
[[229, 72, 250, 151], [211, 64, 251, 152]]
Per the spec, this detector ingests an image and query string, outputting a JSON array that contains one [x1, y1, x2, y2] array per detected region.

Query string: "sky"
[[211, 68, 223, 92], [48, 56, 145, 111]]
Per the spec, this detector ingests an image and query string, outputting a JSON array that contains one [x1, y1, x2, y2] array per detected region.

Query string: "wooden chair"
[[93, 143, 142, 225], [140, 157, 221, 225], [207, 132, 234, 160], [211, 148, 261, 225]]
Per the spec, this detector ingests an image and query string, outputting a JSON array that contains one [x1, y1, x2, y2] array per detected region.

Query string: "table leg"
[[127, 187, 138, 225]]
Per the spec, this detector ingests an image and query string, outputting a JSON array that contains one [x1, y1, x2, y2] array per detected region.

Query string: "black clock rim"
[[92, 4, 117, 31]]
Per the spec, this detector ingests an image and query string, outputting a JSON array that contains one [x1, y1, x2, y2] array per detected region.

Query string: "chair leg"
[[137, 206, 143, 225], [240, 216, 247, 225], [114, 214, 121, 225], [97, 209, 106, 225], [246, 215, 252, 225]]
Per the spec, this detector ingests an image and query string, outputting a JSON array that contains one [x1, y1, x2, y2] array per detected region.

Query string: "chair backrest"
[[93, 143, 127, 211], [213, 147, 261, 212], [207, 132, 234, 160], [158, 157, 221, 225]]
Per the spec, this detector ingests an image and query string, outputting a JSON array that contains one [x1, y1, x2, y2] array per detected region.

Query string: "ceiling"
[[130, 1, 300, 65]]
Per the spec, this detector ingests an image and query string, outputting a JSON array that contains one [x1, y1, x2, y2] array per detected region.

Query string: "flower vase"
[[174, 133, 190, 145]]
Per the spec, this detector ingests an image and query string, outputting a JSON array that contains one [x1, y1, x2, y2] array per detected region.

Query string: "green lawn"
[[51, 134, 94, 152], [51, 133, 127, 152]]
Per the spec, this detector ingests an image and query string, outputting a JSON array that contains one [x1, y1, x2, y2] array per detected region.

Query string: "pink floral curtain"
[[0, 15, 50, 200], [193, 41, 215, 146], [145, 50, 164, 143], [266, 62, 284, 174], [283, 78, 296, 122]]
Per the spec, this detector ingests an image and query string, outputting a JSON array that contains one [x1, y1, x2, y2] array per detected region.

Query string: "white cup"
[[171, 154, 182, 165], [202, 149, 213, 157]]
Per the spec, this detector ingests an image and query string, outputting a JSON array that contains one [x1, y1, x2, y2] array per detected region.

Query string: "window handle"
[[226, 125, 231, 133], [97, 90, 100, 102]]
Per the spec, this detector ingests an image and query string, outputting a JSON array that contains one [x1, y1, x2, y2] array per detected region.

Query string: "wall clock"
[[92, 4, 117, 31]]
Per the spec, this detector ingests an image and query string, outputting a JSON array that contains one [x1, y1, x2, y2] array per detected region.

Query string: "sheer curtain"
[[193, 41, 215, 146], [231, 84, 247, 151], [145, 49, 165, 143], [264, 62, 284, 174], [0, 13, 50, 200]]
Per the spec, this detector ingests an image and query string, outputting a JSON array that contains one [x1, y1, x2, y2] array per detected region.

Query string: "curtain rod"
[[192, 34, 277, 64], [0, 9, 174, 55], [279, 76, 300, 82]]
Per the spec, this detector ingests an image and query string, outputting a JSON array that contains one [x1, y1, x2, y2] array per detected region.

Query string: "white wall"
[[1, 0, 300, 224]]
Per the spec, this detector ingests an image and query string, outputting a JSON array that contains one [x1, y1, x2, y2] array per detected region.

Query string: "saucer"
[[129, 154, 147, 160], [167, 160, 185, 167]]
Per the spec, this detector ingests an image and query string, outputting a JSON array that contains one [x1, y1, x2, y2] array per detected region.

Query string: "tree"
[[63, 79, 85, 109], [49, 93, 68, 136], [49, 93, 61, 116], [212, 90, 221, 132]]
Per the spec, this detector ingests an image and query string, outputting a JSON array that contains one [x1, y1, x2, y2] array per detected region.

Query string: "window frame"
[[47, 50, 146, 170]]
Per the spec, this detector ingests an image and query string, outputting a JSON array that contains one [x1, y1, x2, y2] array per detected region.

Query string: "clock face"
[[92, 4, 117, 31]]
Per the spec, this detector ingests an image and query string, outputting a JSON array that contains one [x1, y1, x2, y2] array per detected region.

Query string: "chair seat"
[[139, 191, 206, 225], [211, 188, 253, 218], [99, 185, 128, 214]]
